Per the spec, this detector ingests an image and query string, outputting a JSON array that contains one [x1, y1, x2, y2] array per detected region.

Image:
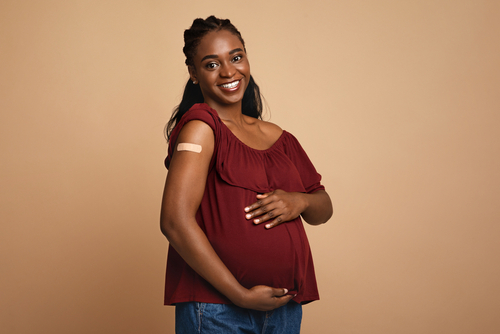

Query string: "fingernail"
[[284, 288, 288, 294], [265, 224, 271, 229], [244, 207, 250, 212], [246, 214, 251, 219], [254, 219, 260, 224]]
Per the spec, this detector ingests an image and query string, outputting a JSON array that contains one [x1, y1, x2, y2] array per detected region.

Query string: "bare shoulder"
[[243, 115, 283, 139], [170, 120, 215, 162], [176, 120, 214, 144], [259, 119, 282, 134], [258, 119, 283, 143]]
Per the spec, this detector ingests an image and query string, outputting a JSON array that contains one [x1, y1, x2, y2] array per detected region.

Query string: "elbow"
[[322, 197, 334, 224], [314, 207, 333, 225], [160, 209, 196, 244], [324, 203, 334, 223], [302, 209, 332, 226], [316, 191, 334, 225], [303, 193, 333, 225], [160, 220, 169, 239], [159, 221, 169, 241], [160, 211, 176, 241]]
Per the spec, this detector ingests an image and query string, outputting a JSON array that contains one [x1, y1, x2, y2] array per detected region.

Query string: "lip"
[[218, 79, 242, 92]]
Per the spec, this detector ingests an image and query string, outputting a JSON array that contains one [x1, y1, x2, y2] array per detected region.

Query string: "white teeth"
[[221, 80, 239, 89]]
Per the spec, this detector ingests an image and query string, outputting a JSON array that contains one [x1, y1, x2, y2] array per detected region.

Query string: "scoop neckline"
[[198, 106, 282, 153], [197, 103, 286, 152], [221, 122, 286, 152]]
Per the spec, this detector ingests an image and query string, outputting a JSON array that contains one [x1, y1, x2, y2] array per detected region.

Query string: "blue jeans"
[[175, 301, 302, 334]]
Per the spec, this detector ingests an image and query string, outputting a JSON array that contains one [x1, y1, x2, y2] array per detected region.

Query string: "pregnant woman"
[[160, 16, 333, 334]]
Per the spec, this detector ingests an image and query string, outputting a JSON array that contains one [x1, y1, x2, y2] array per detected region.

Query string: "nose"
[[219, 61, 235, 78]]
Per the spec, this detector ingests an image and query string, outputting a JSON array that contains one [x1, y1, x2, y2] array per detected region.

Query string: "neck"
[[205, 101, 244, 124]]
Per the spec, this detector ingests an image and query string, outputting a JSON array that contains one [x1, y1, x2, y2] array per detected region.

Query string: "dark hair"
[[165, 16, 263, 140]]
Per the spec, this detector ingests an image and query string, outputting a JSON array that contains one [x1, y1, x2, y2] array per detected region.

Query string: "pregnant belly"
[[207, 220, 299, 291]]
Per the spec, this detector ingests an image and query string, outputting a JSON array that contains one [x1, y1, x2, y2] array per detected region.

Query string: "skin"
[[160, 29, 333, 311]]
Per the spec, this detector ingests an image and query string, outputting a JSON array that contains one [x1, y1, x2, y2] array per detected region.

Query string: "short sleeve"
[[165, 103, 220, 169], [282, 132, 325, 194]]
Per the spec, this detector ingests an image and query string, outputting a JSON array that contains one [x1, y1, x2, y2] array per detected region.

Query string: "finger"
[[245, 204, 268, 220], [272, 287, 288, 297], [244, 198, 267, 214], [256, 192, 272, 199], [276, 294, 294, 308], [264, 216, 283, 229], [253, 208, 278, 224], [246, 201, 277, 221], [245, 191, 279, 215]]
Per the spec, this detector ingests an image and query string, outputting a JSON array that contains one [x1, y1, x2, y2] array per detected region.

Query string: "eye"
[[205, 62, 219, 70], [232, 55, 243, 62]]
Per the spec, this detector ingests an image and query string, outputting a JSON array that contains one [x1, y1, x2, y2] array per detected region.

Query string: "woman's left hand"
[[244, 189, 307, 229]]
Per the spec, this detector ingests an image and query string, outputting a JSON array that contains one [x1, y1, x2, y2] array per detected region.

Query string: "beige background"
[[1, 1, 499, 333]]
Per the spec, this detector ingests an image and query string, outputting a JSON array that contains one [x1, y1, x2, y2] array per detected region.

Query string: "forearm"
[[299, 189, 333, 225], [159, 120, 246, 303], [160, 120, 291, 311], [161, 216, 246, 304]]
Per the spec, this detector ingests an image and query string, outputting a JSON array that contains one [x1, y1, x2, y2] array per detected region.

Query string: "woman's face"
[[189, 29, 250, 111]]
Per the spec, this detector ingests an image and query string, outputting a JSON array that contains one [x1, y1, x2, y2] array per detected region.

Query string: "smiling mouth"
[[219, 80, 240, 89]]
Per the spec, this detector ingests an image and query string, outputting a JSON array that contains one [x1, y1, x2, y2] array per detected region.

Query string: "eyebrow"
[[200, 48, 244, 62]]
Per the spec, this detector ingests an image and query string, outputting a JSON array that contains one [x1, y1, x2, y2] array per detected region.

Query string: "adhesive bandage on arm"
[[177, 143, 202, 153]]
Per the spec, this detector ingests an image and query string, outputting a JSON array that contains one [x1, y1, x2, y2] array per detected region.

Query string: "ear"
[[188, 66, 198, 84]]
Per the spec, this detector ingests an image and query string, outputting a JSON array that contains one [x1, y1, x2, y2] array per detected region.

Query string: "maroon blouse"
[[164, 103, 325, 305]]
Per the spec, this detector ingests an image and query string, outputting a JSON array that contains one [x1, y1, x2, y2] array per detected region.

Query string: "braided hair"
[[165, 16, 263, 140]]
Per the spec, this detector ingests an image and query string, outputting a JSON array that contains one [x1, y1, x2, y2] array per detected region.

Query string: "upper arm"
[[160, 120, 215, 232]]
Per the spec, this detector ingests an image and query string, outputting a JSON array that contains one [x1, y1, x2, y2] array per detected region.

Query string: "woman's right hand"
[[233, 285, 294, 311]]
